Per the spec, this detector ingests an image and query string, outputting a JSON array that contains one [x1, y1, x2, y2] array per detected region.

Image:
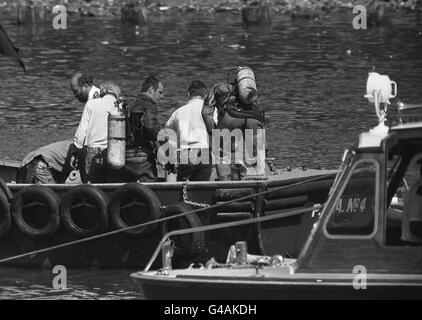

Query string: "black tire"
[[13, 185, 60, 240], [0, 192, 11, 240], [109, 183, 161, 237], [161, 202, 205, 257], [0, 177, 13, 203], [61, 185, 109, 238]]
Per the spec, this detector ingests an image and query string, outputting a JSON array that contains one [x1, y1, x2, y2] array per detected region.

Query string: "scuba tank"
[[236, 66, 258, 105], [107, 97, 126, 169]]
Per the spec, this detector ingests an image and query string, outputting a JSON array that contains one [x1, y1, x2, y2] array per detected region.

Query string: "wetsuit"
[[202, 83, 265, 181]]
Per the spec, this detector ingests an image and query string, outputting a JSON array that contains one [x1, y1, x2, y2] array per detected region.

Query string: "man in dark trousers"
[[20, 140, 78, 184], [123, 75, 164, 182]]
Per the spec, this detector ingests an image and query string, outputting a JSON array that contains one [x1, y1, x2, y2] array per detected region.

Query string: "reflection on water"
[[0, 10, 421, 299], [0, 267, 141, 300]]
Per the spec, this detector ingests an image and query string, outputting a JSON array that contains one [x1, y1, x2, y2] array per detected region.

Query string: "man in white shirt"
[[73, 81, 121, 182], [165, 80, 212, 181]]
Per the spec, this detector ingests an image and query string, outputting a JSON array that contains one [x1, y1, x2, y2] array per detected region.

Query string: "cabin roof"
[[391, 122, 422, 132]]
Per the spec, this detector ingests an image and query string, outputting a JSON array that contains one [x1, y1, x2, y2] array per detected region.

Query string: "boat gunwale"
[[5, 170, 339, 190], [131, 270, 422, 286]]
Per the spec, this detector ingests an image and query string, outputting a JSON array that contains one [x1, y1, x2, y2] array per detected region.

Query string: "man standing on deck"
[[202, 81, 265, 181], [73, 81, 121, 183], [69, 72, 101, 182], [164, 80, 212, 181], [123, 75, 164, 182]]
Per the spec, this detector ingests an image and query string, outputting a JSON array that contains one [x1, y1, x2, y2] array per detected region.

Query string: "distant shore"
[[0, 0, 420, 18]]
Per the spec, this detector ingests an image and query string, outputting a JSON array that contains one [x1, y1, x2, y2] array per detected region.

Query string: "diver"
[[202, 67, 266, 181]]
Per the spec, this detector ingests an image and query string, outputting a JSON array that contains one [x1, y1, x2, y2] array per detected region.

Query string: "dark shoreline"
[[0, 0, 420, 19]]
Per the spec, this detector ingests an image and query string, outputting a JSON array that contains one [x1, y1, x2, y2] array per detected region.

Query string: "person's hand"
[[70, 154, 78, 170]]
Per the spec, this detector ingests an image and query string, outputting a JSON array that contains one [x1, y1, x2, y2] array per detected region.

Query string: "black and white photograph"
[[0, 0, 422, 303]]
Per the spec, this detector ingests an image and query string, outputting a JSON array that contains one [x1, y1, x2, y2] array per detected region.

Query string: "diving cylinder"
[[236, 66, 258, 105], [107, 100, 126, 169]]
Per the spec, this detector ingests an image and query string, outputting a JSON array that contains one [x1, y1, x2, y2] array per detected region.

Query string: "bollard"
[[121, 2, 148, 25], [241, 4, 272, 26], [17, 1, 48, 25], [367, 0, 389, 26], [161, 240, 174, 270]]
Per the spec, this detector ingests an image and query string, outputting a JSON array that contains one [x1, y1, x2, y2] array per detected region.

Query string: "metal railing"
[[144, 204, 322, 272]]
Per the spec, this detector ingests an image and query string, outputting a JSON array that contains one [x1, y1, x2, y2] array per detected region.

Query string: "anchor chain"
[[182, 181, 210, 208]]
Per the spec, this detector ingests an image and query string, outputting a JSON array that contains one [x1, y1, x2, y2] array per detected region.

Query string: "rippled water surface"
[[0, 9, 421, 299]]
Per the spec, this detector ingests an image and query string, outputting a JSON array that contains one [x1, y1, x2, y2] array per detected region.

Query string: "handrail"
[[5, 171, 338, 190], [143, 204, 322, 272]]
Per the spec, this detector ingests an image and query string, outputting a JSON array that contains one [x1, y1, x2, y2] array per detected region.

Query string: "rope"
[[0, 173, 335, 264]]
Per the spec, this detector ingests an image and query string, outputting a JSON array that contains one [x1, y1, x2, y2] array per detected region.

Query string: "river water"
[[0, 9, 421, 299]]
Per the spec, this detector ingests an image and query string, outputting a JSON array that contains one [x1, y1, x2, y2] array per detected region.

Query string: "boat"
[[0, 151, 336, 269], [131, 75, 422, 299]]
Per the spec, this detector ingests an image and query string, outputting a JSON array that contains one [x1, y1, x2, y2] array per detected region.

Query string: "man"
[[73, 81, 121, 183], [165, 80, 212, 181], [123, 75, 163, 182], [70, 72, 100, 104], [20, 140, 78, 184], [202, 80, 265, 181]]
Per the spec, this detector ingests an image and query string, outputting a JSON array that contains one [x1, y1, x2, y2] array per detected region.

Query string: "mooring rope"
[[0, 173, 335, 264]]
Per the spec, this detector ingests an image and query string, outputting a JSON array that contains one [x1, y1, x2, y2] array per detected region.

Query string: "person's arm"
[[202, 92, 217, 134], [143, 104, 160, 141], [73, 102, 91, 149], [164, 111, 176, 131]]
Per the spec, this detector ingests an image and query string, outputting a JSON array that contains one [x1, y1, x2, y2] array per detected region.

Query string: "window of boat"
[[324, 160, 379, 238], [386, 152, 422, 246]]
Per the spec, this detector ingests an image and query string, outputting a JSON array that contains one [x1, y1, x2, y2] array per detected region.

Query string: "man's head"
[[188, 80, 207, 99], [70, 72, 94, 103], [141, 75, 164, 104], [100, 81, 121, 99]]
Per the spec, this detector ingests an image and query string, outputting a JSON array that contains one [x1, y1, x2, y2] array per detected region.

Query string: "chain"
[[182, 181, 210, 208]]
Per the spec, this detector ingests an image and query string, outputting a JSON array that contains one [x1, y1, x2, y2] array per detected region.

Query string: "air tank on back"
[[107, 98, 126, 169], [236, 66, 258, 105]]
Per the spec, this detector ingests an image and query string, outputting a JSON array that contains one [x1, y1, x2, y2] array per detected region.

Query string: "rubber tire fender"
[[13, 185, 60, 240], [0, 177, 13, 203], [0, 192, 11, 240], [161, 202, 205, 257], [109, 182, 161, 237], [61, 184, 109, 238]]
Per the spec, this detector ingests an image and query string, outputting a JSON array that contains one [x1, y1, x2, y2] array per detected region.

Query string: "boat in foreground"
[[132, 83, 422, 299]]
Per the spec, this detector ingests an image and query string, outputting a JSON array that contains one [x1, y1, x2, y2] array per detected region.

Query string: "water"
[[0, 9, 421, 299]]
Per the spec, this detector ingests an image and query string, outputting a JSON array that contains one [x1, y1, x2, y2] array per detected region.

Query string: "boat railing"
[[143, 204, 322, 272]]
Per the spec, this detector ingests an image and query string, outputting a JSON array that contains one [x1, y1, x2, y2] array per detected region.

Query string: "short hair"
[[73, 72, 94, 87], [99, 81, 121, 98], [141, 75, 160, 93], [188, 80, 207, 98]]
